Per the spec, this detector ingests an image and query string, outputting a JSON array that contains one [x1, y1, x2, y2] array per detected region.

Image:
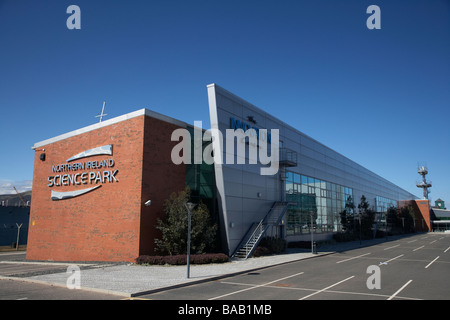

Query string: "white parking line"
[[220, 281, 422, 300], [413, 245, 425, 251], [336, 253, 371, 264], [444, 247, 450, 253], [387, 280, 413, 300], [380, 254, 404, 265], [425, 256, 440, 269], [384, 244, 400, 250], [208, 272, 304, 300], [299, 276, 355, 300]]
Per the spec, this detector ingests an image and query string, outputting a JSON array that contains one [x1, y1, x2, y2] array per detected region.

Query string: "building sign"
[[230, 117, 271, 144], [47, 144, 118, 200]]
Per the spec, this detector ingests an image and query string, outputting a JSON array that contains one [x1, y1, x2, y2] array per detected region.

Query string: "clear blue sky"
[[0, 0, 449, 203]]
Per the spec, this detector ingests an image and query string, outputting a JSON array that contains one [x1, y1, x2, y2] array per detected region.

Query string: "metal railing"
[[279, 148, 298, 167], [232, 202, 289, 259]]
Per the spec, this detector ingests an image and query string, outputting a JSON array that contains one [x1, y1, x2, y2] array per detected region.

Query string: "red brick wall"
[[413, 200, 431, 231], [139, 116, 186, 256], [398, 199, 431, 232], [27, 114, 186, 262]]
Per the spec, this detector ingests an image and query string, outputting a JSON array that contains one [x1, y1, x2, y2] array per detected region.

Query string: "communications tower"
[[416, 165, 432, 200]]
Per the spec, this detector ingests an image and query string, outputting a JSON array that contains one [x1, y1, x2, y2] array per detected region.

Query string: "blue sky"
[[0, 0, 449, 203]]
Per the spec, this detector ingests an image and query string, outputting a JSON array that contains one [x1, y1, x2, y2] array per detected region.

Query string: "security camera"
[[144, 200, 151, 207]]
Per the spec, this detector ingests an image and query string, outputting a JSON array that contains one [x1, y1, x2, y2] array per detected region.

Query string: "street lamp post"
[[357, 213, 362, 245], [310, 211, 317, 254], [185, 202, 197, 279]]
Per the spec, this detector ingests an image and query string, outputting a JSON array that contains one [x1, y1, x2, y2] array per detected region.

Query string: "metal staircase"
[[232, 202, 289, 259]]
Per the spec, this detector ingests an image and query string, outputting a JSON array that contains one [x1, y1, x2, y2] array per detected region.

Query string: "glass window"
[[301, 185, 308, 194], [286, 172, 293, 182], [286, 182, 293, 194], [286, 171, 354, 236], [314, 188, 320, 197], [301, 175, 308, 184]]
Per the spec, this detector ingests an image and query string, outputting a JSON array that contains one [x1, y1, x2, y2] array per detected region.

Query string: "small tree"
[[398, 206, 416, 234], [154, 187, 217, 255], [334, 196, 357, 242], [384, 205, 397, 235], [339, 195, 355, 233], [357, 195, 375, 239]]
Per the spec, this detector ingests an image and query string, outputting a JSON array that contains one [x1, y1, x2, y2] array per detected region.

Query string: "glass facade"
[[285, 171, 353, 236], [375, 195, 397, 213], [185, 127, 217, 220]]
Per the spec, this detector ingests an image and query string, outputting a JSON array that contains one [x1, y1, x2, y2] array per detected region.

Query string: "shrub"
[[333, 232, 357, 242], [135, 253, 229, 265], [252, 246, 271, 257], [154, 187, 218, 255], [252, 237, 286, 257], [259, 237, 286, 254], [287, 241, 314, 249]]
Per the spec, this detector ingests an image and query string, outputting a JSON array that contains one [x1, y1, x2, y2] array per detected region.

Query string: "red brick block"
[[27, 113, 185, 262]]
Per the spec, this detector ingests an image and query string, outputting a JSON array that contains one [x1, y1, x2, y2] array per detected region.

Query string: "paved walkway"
[[27, 251, 325, 297]]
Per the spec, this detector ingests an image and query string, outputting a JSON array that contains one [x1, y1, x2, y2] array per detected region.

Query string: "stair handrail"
[[231, 222, 257, 258], [263, 201, 289, 225], [232, 201, 289, 258], [243, 220, 264, 256]]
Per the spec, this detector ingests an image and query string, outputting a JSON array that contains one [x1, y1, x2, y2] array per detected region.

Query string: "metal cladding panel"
[[208, 84, 279, 255]]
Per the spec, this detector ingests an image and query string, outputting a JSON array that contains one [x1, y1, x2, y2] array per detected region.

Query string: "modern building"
[[0, 206, 29, 247], [207, 84, 418, 257], [28, 84, 419, 262], [434, 198, 446, 210], [431, 199, 450, 232]]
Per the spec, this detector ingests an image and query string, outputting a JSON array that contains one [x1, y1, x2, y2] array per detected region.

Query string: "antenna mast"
[[416, 163, 432, 200], [95, 101, 108, 123]]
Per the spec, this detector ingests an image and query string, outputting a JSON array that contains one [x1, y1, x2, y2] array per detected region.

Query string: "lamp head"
[[185, 202, 196, 211]]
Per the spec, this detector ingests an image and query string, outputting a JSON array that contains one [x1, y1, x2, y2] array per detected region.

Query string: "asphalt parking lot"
[[0, 251, 123, 300], [0, 233, 448, 301], [141, 233, 450, 300]]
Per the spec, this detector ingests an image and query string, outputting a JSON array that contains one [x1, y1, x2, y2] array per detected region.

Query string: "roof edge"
[[32, 108, 187, 149]]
